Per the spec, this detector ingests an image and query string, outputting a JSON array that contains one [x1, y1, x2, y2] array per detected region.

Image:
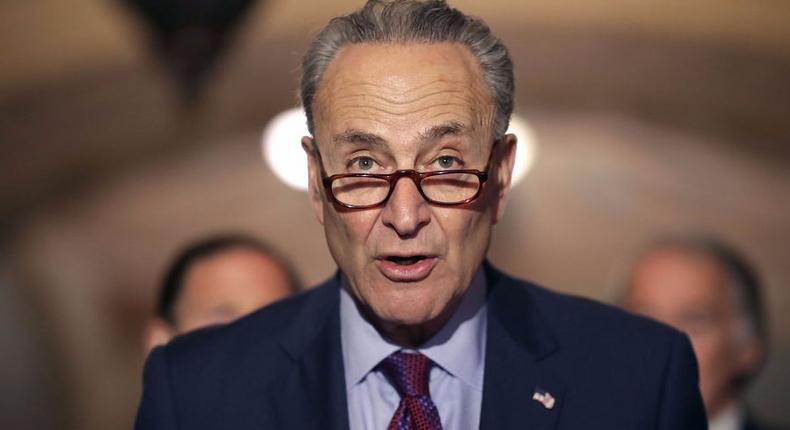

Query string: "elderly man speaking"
[[135, 1, 707, 429]]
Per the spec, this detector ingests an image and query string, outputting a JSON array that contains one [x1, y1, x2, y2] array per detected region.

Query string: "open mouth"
[[386, 255, 427, 266], [377, 254, 437, 282]]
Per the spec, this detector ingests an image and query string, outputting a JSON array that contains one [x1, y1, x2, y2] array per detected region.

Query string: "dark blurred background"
[[1, 1, 789, 429]]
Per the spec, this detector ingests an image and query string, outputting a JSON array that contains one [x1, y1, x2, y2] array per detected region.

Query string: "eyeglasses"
[[312, 142, 495, 209]]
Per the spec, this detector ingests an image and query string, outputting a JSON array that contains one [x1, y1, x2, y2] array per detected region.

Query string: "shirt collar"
[[340, 267, 487, 392], [340, 283, 400, 391], [709, 402, 744, 430]]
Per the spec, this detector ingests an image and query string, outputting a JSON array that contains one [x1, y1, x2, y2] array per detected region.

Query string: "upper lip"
[[376, 253, 437, 259]]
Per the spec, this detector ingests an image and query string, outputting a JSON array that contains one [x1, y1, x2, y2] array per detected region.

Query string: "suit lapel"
[[271, 275, 350, 430], [480, 264, 565, 430], [267, 266, 565, 430]]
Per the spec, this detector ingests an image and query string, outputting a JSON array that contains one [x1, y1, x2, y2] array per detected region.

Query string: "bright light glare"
[[506, 114, 538, 187], [261, 107, 310, 191], [262, 108, 537, 191]]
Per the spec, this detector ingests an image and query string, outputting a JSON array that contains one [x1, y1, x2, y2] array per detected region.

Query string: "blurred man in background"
[[621, 234, 770, 430], [144, 234, 300, 352]]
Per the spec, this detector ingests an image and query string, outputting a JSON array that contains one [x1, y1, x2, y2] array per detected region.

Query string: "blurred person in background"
[[144, 234, 300, 352], [620, 234, 772, 430]]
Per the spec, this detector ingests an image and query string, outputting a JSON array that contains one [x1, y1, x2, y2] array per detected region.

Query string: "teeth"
[[388, 256, 425, 265]]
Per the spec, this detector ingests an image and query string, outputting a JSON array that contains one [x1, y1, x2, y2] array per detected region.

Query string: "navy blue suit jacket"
[[136, 264, 707, 429]]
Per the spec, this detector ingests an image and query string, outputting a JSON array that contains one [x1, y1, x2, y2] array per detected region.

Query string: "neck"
[[708, 400, 743, 430], [384, 310, 456, 348], [708, 395, 740, 424], [362, 295, 464, 348]]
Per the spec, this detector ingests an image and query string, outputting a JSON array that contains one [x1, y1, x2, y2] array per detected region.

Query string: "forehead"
[[184, 248, 282, 287], [629, 249, 732, 308], [312, 42, 494, 147]]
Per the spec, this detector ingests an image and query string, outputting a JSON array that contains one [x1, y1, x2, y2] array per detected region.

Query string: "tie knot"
[[378, 351, 433, 398]]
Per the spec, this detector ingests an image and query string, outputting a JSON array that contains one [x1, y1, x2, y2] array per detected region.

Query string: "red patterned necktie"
[[377, 351, 443, 430]]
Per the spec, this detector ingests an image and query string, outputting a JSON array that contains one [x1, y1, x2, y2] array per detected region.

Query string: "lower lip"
[[376, 257, 437, 282]]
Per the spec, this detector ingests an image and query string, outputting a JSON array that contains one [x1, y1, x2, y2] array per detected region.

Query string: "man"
[[136, 1, 706, 429], [620, 235, 770, 430], [144, 234, 300, 351]]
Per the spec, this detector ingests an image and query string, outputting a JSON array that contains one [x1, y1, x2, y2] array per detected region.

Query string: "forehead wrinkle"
[[400, 78, 475, 95], [329, 83, 472, 108], [332, 78, 475, 101], [314, 43, 497, 143], [333, 101, 476, 123], [330, 86, 483, 124], [335, 74, 475, 89]]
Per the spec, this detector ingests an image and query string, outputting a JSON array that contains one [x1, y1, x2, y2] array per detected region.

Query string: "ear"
[[143, 318, 174, 354], [492, 133, 517, 224], [302, 136, 325, 225]]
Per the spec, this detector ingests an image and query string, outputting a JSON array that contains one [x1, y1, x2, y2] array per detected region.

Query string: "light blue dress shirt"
[[340, 268, 487, 430]]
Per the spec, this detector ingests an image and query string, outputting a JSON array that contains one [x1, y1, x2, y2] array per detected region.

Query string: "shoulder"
[[486, 265, 694, 382], [136, 276, 340, 428], [486, 267, 706, 427], [743, 414, 790, 430], [153, 275, 339, 382], [490, 266, 681, 347], [530, 278, 678, 343]]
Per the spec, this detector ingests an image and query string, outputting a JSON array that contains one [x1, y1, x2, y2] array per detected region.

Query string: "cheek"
[[440, 203, 490, 241], [324, 207, 380, 255], [434, 208, 491, 266], [690, 338, 718, 370], [690, 332, 736, 378]]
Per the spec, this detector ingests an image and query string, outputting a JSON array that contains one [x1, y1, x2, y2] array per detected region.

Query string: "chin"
[[371, 289, 446, 327], [380, 308, 436, 327], [353, 268, 456, 324]]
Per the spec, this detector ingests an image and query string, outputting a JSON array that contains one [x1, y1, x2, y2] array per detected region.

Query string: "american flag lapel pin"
[[532, 387, 556, 410]]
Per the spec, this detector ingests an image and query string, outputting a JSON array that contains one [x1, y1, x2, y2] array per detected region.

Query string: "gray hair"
[[300, 0, 514, 138]]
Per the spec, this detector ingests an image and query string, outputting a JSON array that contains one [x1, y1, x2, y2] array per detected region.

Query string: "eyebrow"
[[417, 121, 467, 142], [330, 121, 467, 148], [332, 129, 385, 147]]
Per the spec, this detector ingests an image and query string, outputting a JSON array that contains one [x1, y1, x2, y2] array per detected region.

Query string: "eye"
[[433, 155, 462, 170], [349, 156, 378, 172]]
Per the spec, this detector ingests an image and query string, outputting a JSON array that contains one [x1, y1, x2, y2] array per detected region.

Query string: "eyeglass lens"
[[330, 172, 481, 207]]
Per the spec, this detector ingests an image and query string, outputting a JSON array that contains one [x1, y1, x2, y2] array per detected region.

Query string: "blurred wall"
[[1, 1, 789, 429]]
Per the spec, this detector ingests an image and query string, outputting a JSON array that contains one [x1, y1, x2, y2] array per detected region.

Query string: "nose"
[[380, 176, 431, 238]]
